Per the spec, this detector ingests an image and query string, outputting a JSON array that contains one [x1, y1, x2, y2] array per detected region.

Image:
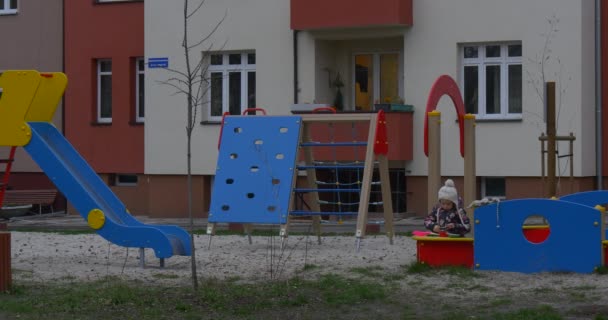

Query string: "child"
[[424, 179, 471, 236]]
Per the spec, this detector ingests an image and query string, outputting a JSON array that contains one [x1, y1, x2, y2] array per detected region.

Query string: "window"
[[481, 177, 506, 199], [206, 52, 256, 121], [353, 52, 401, 111], [135, 58, 145, 123], [97, 59, 112, 123], [0, 0, 17, 15], [115, 174, 138, 187], [461, 43, 522, 120]]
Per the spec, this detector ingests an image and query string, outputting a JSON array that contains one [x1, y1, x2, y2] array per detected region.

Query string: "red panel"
[[291, 0, 412, 30], [303, 112, 413, 161], [64, 1, 144, 174], [424, 75, 466, 157], [416, 238, 474, 268], [374, 110, 388, 155]]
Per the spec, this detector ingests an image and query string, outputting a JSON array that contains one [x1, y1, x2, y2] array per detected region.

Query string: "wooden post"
[[546, 82, 557, 197], [569, 132, 574, 194], [463, 114, 476, 236], [597, 205, 606, 267], [540, 133, 546, 197], [0, 231, 11, 292], [427, 111, 441, 211]]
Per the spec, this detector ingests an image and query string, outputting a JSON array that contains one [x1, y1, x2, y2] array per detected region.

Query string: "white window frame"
[[97, 59, 112, 123], [0, 0, 17, 15], [206, 52, 256, 122], [135, 57, 145, 123], [460, 43, 522, 120], [351, 51, 403, 111], [481, 177, 506, 200]]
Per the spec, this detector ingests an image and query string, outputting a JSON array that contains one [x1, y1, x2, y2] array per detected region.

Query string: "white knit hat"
[[438, 179, 459, 209]]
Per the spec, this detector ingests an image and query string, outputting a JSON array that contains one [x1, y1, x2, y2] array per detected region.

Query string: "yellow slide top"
[[0, 70, 67, 146]]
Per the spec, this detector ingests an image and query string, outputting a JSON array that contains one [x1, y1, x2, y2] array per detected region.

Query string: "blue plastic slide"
[[23, 122, 191, 258]]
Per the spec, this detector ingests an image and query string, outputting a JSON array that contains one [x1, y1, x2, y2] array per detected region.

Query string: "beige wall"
[[0, 0, 63, 173], [144, 0, 600, 218], [403, 0, 594, 178], [145, 0, 293, 175], [146, 0, 596, 179]]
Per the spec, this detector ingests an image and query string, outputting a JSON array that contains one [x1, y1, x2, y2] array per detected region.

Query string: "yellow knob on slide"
[[87, 209, 106, 230]]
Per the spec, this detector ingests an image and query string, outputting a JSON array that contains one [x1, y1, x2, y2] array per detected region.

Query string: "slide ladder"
[[0, 147, 16, 207]]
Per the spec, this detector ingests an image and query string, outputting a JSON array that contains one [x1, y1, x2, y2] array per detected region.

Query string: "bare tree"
[[158, 0, 226, 291], [525, 14, 571, 128], [525, 14, 574, 196]]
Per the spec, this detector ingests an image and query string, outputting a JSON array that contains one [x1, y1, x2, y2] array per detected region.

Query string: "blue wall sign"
[[148, 57, 169, 68]]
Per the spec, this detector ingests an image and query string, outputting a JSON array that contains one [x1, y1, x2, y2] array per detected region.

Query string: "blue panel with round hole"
[[209, 116, 302, 224], [474, 198, 602, 273]]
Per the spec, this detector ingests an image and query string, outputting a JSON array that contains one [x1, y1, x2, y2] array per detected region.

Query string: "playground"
[[6, 70, 608, 318]]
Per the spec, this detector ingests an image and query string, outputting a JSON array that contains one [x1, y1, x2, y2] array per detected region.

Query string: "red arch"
[[424, 75, 466, 157]]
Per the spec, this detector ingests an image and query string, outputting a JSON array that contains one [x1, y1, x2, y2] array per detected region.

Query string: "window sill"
[[474, 117, 522, 123], [201, 121, 222, 125], [456, 116, 522, 123], [95, 0, 143, 4], [90, 121, 112, 126], [0, 10, 18, 16]]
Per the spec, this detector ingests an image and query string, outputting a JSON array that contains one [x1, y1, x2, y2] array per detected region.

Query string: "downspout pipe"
[[596, 0, 603, 189], [293, 30, 300, 104]]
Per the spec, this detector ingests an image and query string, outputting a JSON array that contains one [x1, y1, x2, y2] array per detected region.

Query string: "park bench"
[[2, 189, 58, 214]]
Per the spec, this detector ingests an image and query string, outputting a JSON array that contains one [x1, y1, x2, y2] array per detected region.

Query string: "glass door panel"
[[355, 54, 373, 111], [380, 53, 398, 103]]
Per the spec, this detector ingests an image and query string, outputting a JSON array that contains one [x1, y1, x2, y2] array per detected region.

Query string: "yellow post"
[[464, 114, 476, 237], [427, 111, 441, 212]]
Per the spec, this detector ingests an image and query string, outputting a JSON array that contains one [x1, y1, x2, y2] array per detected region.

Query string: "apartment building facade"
[[142, 0, 608, 217], [3, 0, 608, 219]]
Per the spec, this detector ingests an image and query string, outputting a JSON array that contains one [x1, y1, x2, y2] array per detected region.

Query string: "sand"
[[11, 231, 608, 317], [9, 232, 415, 285], [9, 231, 608, 305]]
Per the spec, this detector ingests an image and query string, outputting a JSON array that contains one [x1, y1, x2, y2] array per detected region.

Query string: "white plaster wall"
[[403, 0, 594, 177], [297, 32, 316, 104], [314, 40, 336, 106], [145, 0, 596, 178], [145, 0, 292, 174]]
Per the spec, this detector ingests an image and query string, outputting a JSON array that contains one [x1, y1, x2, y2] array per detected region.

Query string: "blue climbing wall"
[[209, 116, 302, 224], [475, 198, 602, 273]]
